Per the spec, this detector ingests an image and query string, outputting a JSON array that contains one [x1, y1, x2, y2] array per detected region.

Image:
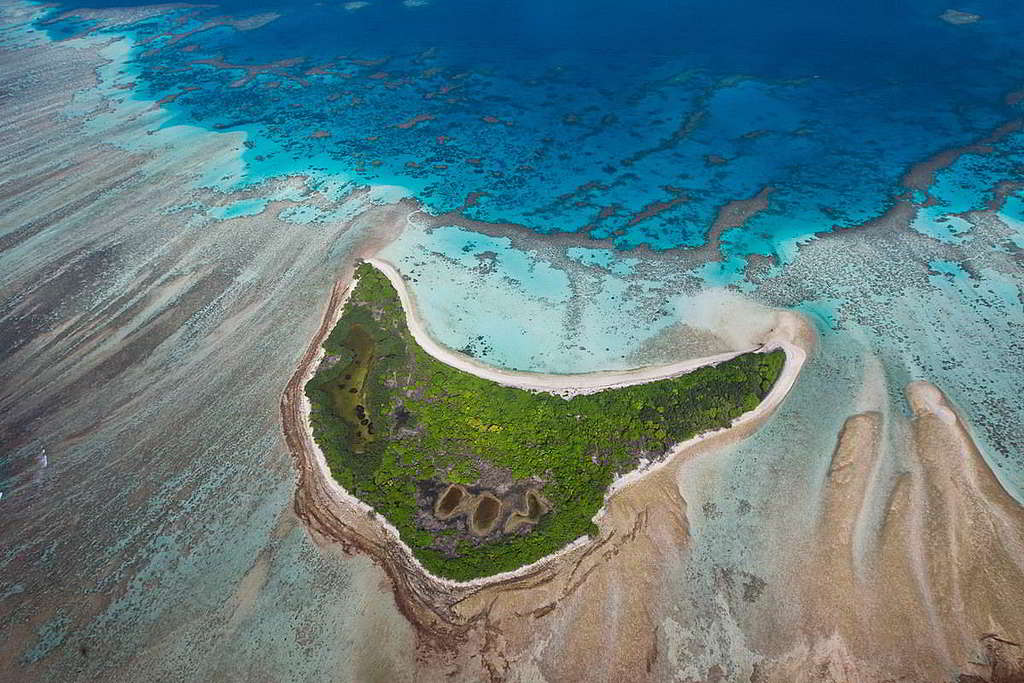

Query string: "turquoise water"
[[22, 0, 1024, 256], [1, 0, 1023, 677], [6, 0, 1019, 501], [209, 198, 269, 220]]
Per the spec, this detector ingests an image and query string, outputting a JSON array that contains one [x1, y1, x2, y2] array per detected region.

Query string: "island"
[[300, 261, 787, 581], [939, 9, 981, 24]]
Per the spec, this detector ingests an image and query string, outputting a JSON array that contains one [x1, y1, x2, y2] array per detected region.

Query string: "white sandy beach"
[[366, 256, 806, 397]]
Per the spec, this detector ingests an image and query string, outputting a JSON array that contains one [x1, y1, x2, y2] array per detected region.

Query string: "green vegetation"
[[305, 262, 785, 580]]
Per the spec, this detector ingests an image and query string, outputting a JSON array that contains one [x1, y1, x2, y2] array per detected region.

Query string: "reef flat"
[[3, 0, 1024, 680], [301, 262, 785, 580]]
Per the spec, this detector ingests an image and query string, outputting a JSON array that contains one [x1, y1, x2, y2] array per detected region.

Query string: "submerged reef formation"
[[3, 0, 1024, 681], [301, 262, 785, 580]]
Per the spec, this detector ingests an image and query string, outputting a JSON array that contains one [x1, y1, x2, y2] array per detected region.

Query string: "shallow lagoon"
[[1, 0, 1023, 678]]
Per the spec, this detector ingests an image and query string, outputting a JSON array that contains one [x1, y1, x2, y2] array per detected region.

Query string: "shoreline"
[[292, 277, 588, 592], [364, 256, 765, 397], [364, 253, 811, 523], [282, 256, 813, 599]]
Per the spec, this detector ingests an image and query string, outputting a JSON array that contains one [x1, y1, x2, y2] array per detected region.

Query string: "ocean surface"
[[25, 0, 1024, 251], [1, 0, 1023, 678]]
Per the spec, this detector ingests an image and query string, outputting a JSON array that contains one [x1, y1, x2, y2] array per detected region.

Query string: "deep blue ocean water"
[[35, 0, 1024, 251]]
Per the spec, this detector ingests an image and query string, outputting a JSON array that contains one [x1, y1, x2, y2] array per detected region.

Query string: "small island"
[[303, 262, 785, 580], [939, 9, 981, 24]]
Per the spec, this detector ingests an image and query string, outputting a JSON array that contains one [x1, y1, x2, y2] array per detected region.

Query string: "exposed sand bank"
[[7, 10, 1024, 680], [757, 381, 1024, 682]]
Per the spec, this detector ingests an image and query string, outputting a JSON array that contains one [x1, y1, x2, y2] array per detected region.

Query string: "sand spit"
[[364, 257, 773, 397], [758, 382, 1024, 682], [281, 258, 813, 670]]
